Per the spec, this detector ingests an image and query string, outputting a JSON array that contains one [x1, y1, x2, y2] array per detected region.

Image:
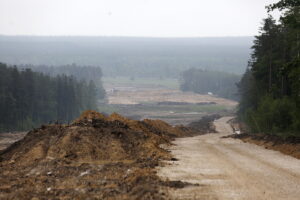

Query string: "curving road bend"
[[158, 117, 300, 200]]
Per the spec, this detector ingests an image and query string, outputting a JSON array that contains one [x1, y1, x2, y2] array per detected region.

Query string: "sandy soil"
[[158, 117, 300, 200], [108, 89, 237, 106]]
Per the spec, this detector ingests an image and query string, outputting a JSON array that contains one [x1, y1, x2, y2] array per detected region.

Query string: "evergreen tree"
[[0, 63, 101, 132], [238, 0, 300, 136]]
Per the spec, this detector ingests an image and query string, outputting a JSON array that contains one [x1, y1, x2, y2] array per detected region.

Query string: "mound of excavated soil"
[[0, 110, 199, 200]]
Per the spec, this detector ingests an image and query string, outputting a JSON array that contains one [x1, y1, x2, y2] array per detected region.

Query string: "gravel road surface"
[[158, 117, 300, 200]]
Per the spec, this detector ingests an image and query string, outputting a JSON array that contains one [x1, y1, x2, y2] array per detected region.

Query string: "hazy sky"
[[0, 0, 280, 37]]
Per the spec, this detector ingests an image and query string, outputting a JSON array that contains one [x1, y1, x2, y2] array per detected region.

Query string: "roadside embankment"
[[228, 118, 300, 159]]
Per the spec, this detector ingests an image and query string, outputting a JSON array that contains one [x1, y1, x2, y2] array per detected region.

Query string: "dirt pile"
[[0, 110, 199, 200], [188, 114, 221, 133]]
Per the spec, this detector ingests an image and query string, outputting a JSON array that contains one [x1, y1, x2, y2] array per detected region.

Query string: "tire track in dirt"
[[222, 143, 300, 179]]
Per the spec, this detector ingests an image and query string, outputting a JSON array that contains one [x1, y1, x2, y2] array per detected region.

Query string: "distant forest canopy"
[[0, 63, 99, 132], [238, 0, 300, 136], [17, 64, 105, 99], [180, 68, 241, 100], [0, 36, 252, 78]]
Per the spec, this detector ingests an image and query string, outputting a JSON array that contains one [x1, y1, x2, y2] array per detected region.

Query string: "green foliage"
[[0, 63, 101, 132], [180, 68, 241, 100], [244, 96, 297, 134], [268, 0, 300, 11], [238, 1, 300, 136], [17, 64, 106, 100], [103, 76, 179, 89]]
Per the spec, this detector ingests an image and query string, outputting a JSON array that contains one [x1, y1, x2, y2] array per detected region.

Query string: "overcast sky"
[[0, 0, 281, 37]]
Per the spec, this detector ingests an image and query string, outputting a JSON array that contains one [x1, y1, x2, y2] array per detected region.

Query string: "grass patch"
[[98, 104, 120, 114], [120, 104, 230, 113], [103, 76, 179, 89]]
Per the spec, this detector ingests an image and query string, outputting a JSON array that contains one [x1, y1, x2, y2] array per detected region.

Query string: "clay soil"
[[0, 111, 205, 200]]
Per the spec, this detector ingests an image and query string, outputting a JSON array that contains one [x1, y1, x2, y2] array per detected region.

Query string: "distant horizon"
[[0, 34, 254, 38]]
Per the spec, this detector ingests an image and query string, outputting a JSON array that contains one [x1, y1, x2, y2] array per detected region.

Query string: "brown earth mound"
[[0, 111, 200, 200]]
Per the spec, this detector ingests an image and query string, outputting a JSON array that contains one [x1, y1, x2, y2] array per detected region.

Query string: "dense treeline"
[[0, 63, 99, 132], [0, 36, 252, 77], [180, 68, 241, 100], [238, 0, 300, 136], [18, 64, 106, 99]]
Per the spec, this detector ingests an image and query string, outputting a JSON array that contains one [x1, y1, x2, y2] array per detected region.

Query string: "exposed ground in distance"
[[107, 89, 236, 106], [102, 79, 237, 125], [158, 117, 300, 200]]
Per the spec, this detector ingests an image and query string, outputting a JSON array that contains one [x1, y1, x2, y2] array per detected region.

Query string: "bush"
[[245, 96, 297, 135]]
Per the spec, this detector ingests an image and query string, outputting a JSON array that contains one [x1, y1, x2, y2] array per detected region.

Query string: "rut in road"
[[158, 117, 300, 200]]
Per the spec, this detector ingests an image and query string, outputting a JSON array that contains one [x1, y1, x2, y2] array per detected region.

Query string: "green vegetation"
[[98, 104, 121, 114], [19, 64, 106, 99], [0, 63, 102, 132], [238, 0, 300, 136], [103, 76, 179, 89], [98, 103, 228, 115], [180, 68, 241, 100]]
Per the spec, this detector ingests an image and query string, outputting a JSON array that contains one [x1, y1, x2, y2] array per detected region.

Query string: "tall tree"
[[238, 0, 300, 135]]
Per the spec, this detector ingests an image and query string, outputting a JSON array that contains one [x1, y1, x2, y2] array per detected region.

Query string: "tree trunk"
[[269, 44, 273, 93]]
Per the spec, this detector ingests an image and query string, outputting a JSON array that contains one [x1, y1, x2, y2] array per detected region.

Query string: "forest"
[[0, 63, 102, 132], [238, 0, 300, 136], [17, 64, 106, 99], [180, 68, 241, 100], [0, 36, 252, 78]]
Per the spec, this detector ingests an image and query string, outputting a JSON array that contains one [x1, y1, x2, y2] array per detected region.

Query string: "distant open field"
[[103, 77, 180, 90], [101, 79, 237, 125]]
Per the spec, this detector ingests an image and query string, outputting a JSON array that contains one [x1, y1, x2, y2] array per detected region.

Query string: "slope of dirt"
[[228, 133, 300, 159], [158, 117, 300, 200], [0, 110, 200, 200], [228, 118, 300, 159]]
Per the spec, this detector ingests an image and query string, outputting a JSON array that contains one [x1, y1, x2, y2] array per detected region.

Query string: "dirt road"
[[158, 117, 300, 200]]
